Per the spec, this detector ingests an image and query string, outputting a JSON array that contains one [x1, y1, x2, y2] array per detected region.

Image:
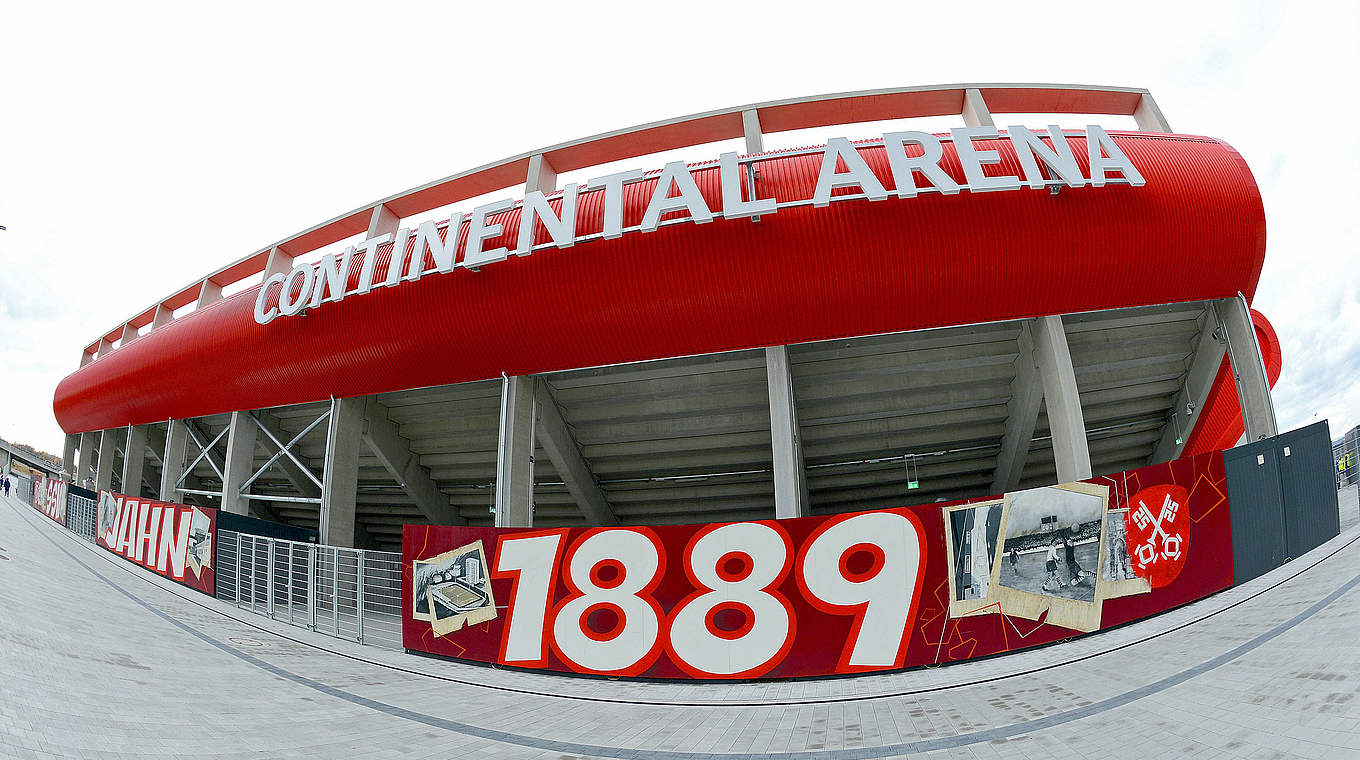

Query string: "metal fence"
[[66, 491, 97, 540], [12, 481, 406, 651], [13, 474, 33, 506], [216, 529, 403, 649]]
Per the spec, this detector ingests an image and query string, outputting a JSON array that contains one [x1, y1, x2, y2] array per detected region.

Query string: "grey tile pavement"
[[2, 490, 1358, 759]]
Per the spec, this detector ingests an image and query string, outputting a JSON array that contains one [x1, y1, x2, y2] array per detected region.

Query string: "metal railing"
[[66, 492, 97, 540], [215, 529, 403, 649], [13, 482, 406, 650], [13, 475, 33, 506]]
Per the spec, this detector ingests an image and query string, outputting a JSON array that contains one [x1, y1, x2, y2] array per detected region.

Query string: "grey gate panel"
[[1277, 421, 1341, 559], [1224, 441, 1287, 584]]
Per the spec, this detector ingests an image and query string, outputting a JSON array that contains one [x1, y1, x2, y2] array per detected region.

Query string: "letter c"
[[254, 273, 287, 324]]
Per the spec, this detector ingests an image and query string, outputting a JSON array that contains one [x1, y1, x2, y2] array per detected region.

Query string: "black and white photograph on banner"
[[96, 491, 118, 542], [944, 500, 1003, 615], [1101, 508, 1152, 599], [412, 540, 498, 636], [186, 507, 213, 577], [997, 484, 1107, 604], [1103, 510, 1137, 582]]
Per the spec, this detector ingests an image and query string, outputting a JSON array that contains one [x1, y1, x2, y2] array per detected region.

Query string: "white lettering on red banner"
[[406, 510, 930, 679], [31, 476, 68, 526], [96, 491, 217, 595]]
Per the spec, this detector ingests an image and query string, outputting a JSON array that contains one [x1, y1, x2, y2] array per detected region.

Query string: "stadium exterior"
[[46, 84, 1313, 681]]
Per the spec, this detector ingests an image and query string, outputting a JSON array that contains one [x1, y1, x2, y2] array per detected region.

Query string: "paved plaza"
[[2, 490, 1359, 759]]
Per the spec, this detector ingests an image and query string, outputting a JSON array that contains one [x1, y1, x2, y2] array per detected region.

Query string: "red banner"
[[96, 491, 217, 596], [31, 476, 68, 526], [402, 451, 1233, 680]]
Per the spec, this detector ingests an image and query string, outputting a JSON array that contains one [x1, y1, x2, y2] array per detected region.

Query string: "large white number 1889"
[[493, 510, 925, 676]]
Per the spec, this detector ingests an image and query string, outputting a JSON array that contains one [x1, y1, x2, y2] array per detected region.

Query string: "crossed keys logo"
[[1130, 493, 1184, 569]]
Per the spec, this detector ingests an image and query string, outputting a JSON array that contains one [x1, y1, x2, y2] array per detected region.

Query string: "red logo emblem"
[[1123, 485, 1190, 589]]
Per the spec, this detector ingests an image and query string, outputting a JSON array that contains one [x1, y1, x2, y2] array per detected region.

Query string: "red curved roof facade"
[[54, 132, 1268, 434]]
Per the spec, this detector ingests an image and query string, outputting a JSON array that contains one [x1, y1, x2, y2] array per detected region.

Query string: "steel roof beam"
[[1134, 93, 1172, 132], [81, 82, 1160, 364], [360, 397, 464, 526], [533, 379, 617, 527], [1150, 304, 1228, 464], [182, 420, 227, 483], [1217, 295, 1279, 442], [245, 410, 328, 494], [962, 88, 995, 128]]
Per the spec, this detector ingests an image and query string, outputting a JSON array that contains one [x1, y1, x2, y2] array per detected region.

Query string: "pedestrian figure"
[[1063, 527, 1093, 586], [1109, 525, 1132, 580], [1043, 543, 1062, 592], [1009, 548, 1019, 576]]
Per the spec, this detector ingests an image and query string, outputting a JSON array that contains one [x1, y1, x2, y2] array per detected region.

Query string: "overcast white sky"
[[1, 1, 1355, 455]]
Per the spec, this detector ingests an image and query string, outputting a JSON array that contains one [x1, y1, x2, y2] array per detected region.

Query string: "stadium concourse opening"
[[56, 300, 1275, 550]]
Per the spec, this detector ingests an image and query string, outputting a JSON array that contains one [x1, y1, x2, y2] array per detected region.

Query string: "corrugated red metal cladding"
[[55, 133, 1268, 434]]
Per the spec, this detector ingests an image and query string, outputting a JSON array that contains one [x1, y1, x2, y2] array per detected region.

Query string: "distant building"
[[1334, 425, 1360, 488]]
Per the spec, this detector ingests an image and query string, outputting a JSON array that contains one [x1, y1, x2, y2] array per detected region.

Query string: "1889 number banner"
[[402, 451, 1234, 680]]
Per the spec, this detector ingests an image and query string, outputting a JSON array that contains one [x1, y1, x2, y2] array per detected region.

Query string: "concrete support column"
[[95, 429, 116, 492], [62, 435, 77, 481], [1216, 297, 1278, 442], [221, 412, 258, 515], [160, 420, 190, 501], [766, 345, 810, 518], [495, 375, 536, 528], [122, 425, 148, 498], [78, 431, 96, 488], [991, 321, 1043, 494], [1032, 315, 1092, 483], [321, 397, 364, 547]]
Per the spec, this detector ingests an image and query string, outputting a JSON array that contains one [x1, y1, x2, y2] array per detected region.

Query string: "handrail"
[[79, 83, 1168, 366]]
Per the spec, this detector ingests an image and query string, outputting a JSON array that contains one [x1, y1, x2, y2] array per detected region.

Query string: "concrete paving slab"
[[2, 491, 1359, 759]]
